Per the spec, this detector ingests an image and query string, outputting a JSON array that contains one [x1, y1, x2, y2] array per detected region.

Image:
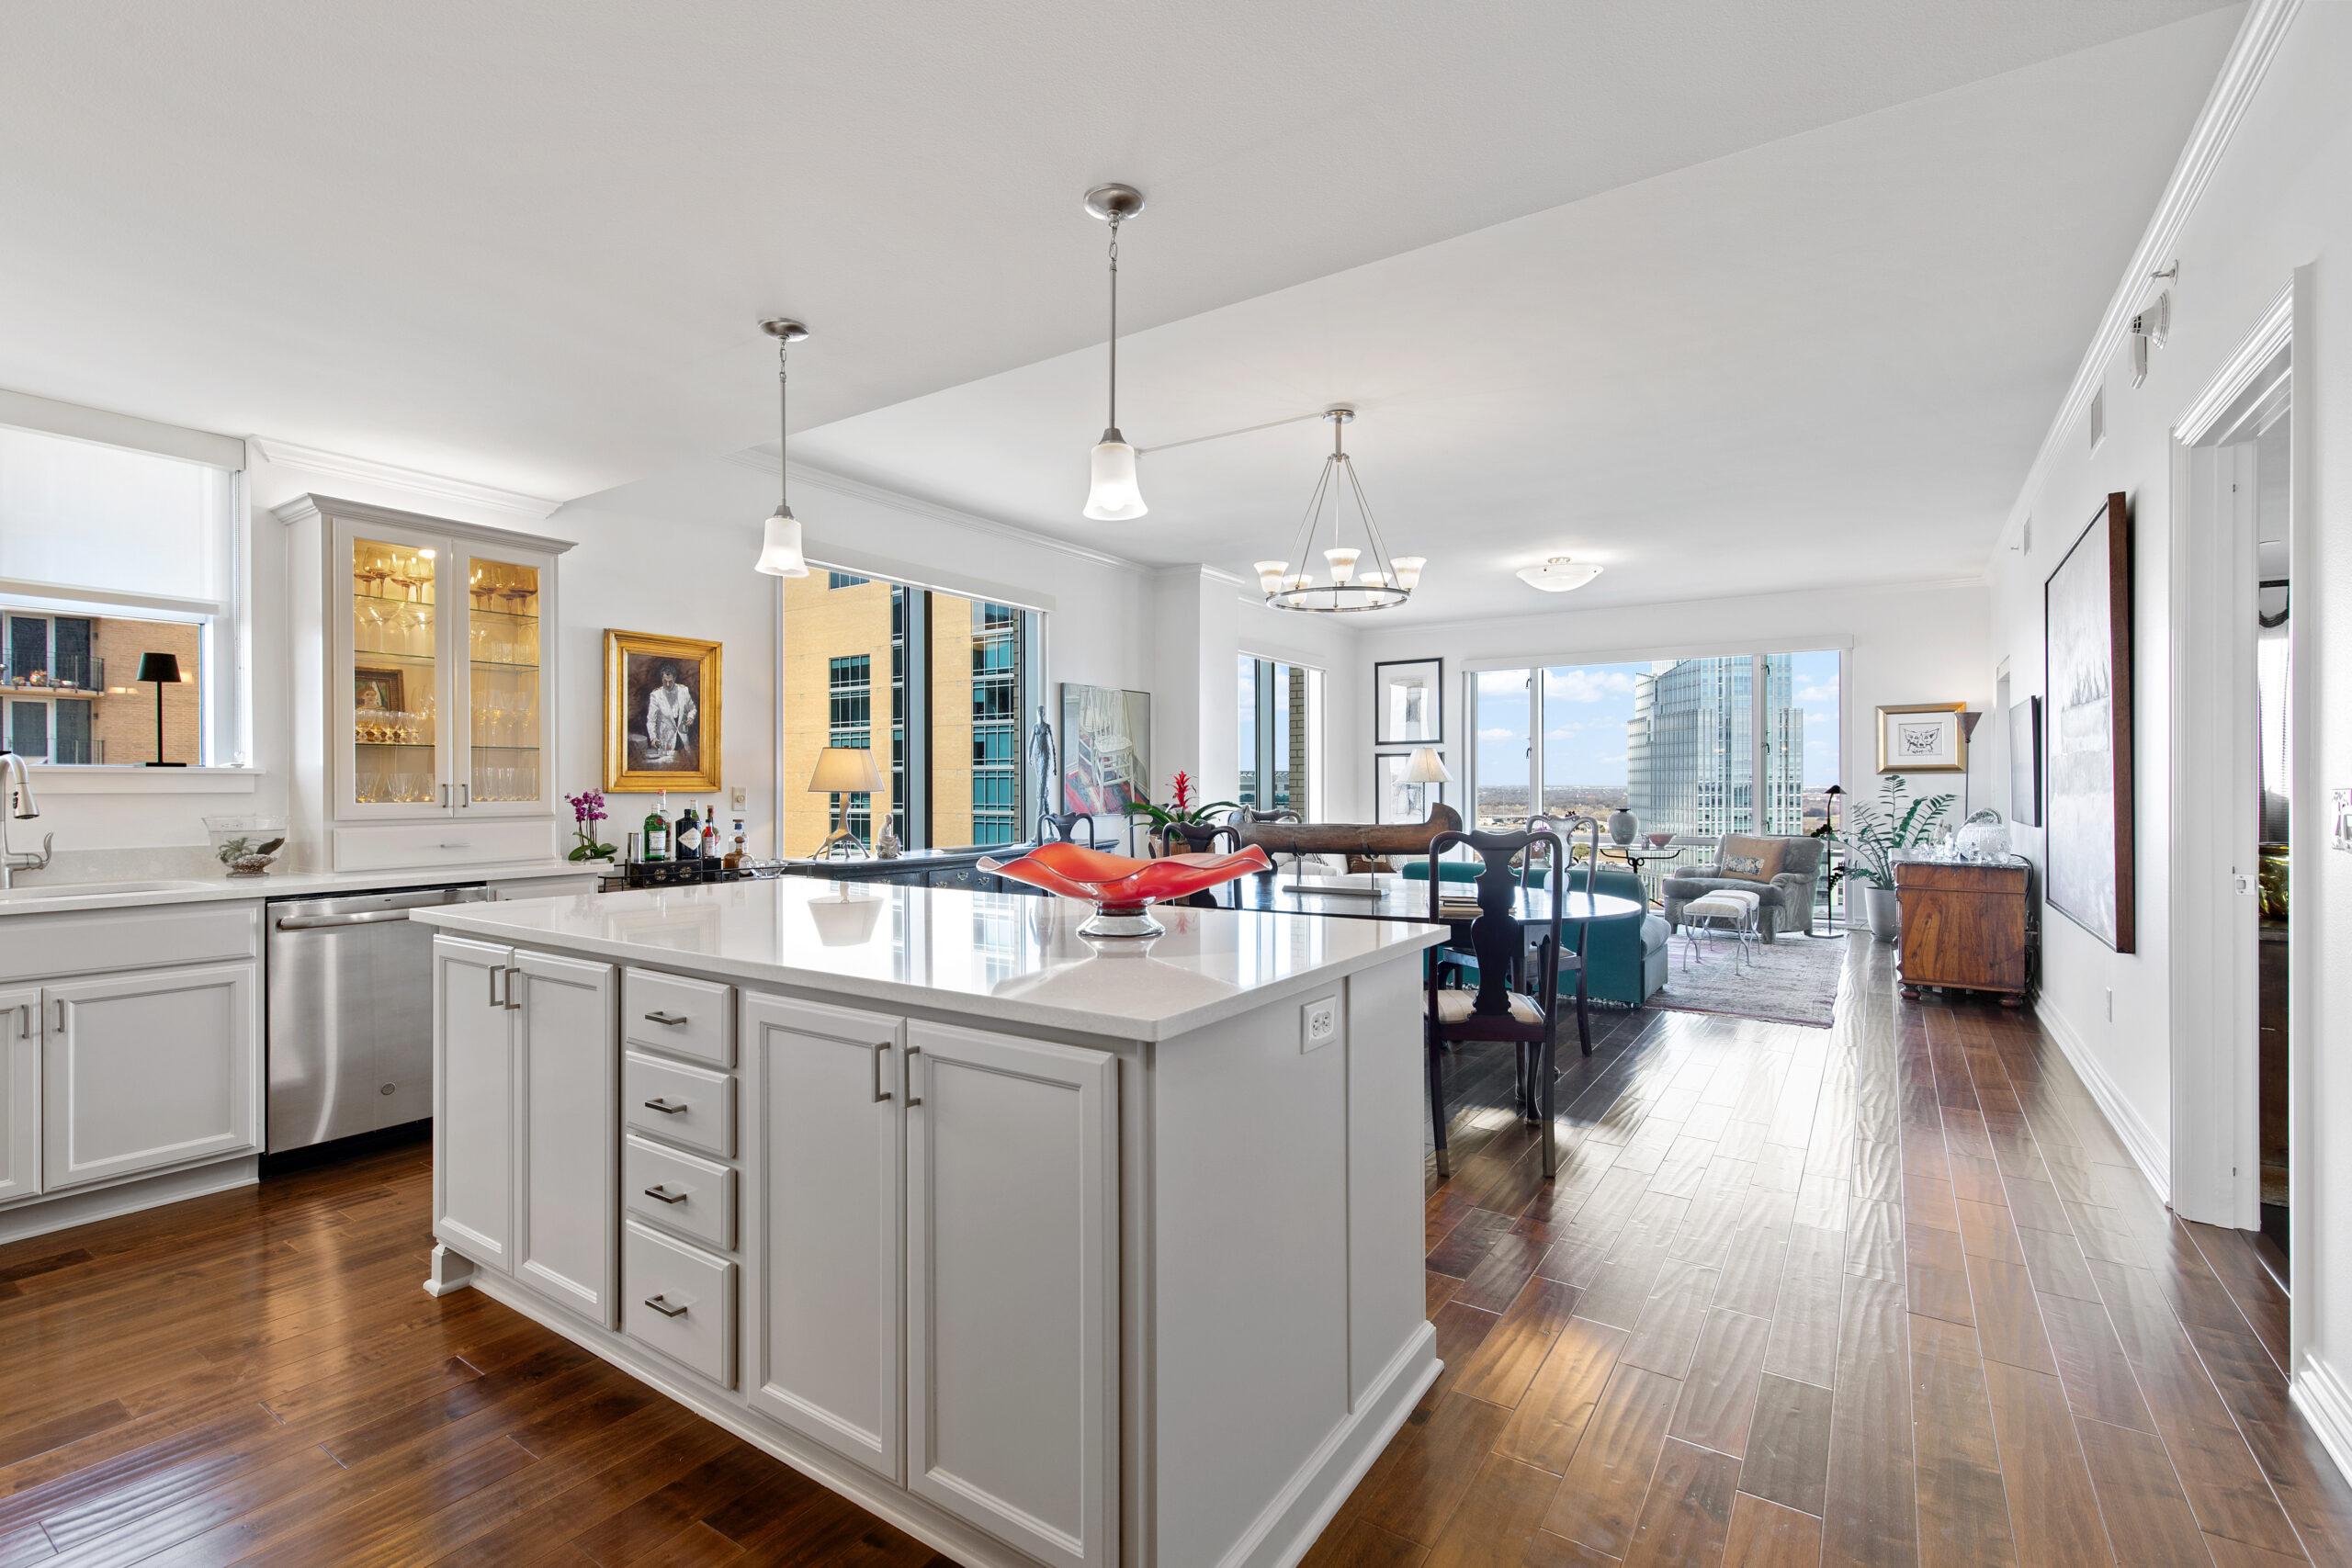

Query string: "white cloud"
[[1477, 726, 1516, 741], [1597, 753, 1627, 766], [1547, 669, 1639, 704], [1794, 682, 1839, 705]]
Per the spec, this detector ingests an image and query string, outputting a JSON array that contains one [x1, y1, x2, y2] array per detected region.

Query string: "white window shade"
[[0, 424, 237, 608]]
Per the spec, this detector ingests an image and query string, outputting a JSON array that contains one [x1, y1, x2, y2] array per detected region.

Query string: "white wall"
[[1356, 578, 1994, 823], [1984, 0, 2352, 1453]]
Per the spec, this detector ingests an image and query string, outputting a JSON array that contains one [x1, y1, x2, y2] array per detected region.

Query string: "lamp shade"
[[807, 746, 883, 795], [755, 506, 809, 577], [1083, 432, 1147, 521], [1404, 746, 1452, 785], [137, 652, 182, 683]]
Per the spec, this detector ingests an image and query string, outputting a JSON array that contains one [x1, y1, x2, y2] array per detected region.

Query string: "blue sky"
[[1473, 651, 1842, 791]]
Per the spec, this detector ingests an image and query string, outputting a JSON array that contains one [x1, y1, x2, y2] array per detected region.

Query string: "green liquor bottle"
[[642, 790, 671, 862]]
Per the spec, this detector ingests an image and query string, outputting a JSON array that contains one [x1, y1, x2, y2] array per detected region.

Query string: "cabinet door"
[[742, 993, 905, 1482], [905, 1021, 1117, 1568], [334, 516, 456, 821], [42, 963, 258, 1190], [452, 544, 555, 818], [433, 936, 515, 1271], [514, 949, 618, 1325], [0, 986, 39, 1203]]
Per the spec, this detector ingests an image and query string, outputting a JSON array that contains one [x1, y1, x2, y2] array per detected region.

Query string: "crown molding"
[[249, 437, 564, 523], [721, 446, 1148, 575], [1993, 0, 2302, 556]]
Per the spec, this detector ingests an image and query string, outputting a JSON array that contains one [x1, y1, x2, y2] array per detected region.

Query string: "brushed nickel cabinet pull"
[[905, 1044, 922, 1108], [641, 1185, 690, 1205], [642, 1294, 689, 1318], [642, 1010, 689, 1027], [503, 965, 524, 1010], [871, 1041, 892, 1103], [641, 1098, 689, 1115]]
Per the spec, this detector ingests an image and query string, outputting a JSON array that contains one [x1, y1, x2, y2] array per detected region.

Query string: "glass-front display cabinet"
[[278, 495, 572, 868]]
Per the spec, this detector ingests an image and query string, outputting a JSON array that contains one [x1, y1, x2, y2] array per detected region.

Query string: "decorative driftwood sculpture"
[[1231, 803, 1464, 862]]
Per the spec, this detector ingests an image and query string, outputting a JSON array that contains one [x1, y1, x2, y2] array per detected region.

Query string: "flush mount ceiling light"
[[1258, 407, 1425, 614], [1081, 183, 1148, 521], [752, 317, 811, 577], [1516, 556, 1602, 593]]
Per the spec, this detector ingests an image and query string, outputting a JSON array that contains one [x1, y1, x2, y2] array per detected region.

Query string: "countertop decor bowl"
[[204, 815, 289, 877], [978, 840, 1272, 938]]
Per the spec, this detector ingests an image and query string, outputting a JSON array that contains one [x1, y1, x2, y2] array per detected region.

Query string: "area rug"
[[1651, 928, 1849, 1028]]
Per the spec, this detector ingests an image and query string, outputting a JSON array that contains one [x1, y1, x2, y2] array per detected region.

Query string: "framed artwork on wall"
[[1374, 750, 1444, 825], [1373, 658, 1443, 746], [2008, 695, 2042, 827], [1875, 703, 1968, 773], [603, 628, 723, 793], [2044, 491, 2135, 952], [1059, 682, 1151, 817]]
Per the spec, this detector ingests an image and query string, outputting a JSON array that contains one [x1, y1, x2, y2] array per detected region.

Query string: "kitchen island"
[[415, 877, 1447, 1568]]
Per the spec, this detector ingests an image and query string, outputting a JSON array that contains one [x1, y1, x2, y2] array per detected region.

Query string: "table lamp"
[[137, 652, 186, 767], [807, 746, 883, 858]]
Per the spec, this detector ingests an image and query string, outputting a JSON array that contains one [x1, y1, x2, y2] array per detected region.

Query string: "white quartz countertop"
[[0, 859, 600, 918], [414, 878, 1449, 1042]]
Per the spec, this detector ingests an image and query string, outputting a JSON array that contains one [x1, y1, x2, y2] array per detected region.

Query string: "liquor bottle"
[[676, 800, 703, 861], [706, 802, 724, 861], [724, 818, 746, 870], [642, 791, 671, 862]]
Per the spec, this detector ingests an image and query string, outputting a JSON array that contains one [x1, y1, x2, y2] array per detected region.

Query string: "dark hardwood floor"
[[0, 935, 2337, 1565]]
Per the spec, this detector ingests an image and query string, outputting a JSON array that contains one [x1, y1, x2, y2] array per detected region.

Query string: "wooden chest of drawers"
[[1894, 860, 2033, 1006]]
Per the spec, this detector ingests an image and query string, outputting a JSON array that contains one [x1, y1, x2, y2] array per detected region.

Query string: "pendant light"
[[1260, 407, 1425, 613], [753, 317, 811, 577], [1081, 184, 1147, 521]]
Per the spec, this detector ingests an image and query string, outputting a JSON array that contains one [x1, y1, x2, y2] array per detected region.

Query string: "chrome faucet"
[[0, 749, 51, 890]]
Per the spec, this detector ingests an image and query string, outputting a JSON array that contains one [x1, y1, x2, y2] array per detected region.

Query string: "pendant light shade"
[[753, 317, 812, 577], [756, 504, 808, 577], [1084, 430, 1147, 521], [1081, 184, 1147, 522]]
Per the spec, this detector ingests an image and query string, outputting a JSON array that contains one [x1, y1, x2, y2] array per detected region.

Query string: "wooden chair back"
[[1426, 826, 1566, 1032]]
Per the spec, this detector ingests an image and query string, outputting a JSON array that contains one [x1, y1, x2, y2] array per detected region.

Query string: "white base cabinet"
[[42, 962, 258, 1190], [0, 987, 40, 1204]]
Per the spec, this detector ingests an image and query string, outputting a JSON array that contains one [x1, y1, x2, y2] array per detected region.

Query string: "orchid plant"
[[564, 789, 618, 863]]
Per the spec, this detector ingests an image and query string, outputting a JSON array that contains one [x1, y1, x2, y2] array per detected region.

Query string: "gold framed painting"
[[604, 629, 722, 793], [1875, 702, 1968, 773]]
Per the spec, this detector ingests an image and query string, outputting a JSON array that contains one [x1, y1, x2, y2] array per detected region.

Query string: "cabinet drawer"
[[623, 969, 734, 1067], [622, 1221, 737, 1389], [333, 819, 557, 873], [0, 902, 260, 986], [624, 1134, 736, 1252], [623, 1051, 735, 1158]]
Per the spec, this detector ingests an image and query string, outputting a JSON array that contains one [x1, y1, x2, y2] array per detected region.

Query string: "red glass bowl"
[[978, 840, 1272, 937]]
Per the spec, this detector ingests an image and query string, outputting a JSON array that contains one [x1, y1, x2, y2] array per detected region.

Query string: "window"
[[784, 569, 1042, 855], [1237, 656, 1324, 818], [1470, 650, 1842, 893], [0, 421, 241, 767]]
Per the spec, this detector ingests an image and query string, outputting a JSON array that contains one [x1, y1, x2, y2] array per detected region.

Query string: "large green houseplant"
[[1836, 774, 1956, 941]]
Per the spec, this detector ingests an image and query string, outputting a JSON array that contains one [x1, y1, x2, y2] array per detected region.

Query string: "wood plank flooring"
[[0, 935, 2336, 1565], [1308, 936, 2346, 1567]]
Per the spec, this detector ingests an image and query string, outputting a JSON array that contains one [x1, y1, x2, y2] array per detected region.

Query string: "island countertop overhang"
[[413, 878, 1447, 1042]]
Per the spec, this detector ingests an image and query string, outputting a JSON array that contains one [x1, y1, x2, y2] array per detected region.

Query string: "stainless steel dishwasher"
[[266, 884, 492, 1155]]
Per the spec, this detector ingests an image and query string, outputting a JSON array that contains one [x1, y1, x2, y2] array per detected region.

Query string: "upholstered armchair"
[[1662, 834, 1825, 942]]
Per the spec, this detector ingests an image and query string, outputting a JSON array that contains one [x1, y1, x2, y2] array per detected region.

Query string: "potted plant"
[[1123, 770, 1238, 855], [1835, 775, 1955, 942], [564, 789, 620, 863]]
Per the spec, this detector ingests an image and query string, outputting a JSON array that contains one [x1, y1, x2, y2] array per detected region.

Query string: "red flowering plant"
[[1121, 769, 1238, 842], [564, 790, 618, 863]]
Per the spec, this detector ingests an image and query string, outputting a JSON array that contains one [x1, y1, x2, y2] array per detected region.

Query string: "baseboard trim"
[[0, 1156, 258, 1245], [2291, 1353, 2352, 1486], [2032, 997, 2170, 1201], [1220, 1322, 1440, 1568]]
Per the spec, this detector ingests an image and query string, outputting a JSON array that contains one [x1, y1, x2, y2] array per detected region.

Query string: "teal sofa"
[[1401, 859, 1668, 1008]]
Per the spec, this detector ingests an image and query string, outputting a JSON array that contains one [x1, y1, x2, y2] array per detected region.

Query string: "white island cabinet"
[[417, 879, 1447, 1568]]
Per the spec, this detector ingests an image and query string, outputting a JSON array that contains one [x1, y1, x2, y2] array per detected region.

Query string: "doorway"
[[2168, 282, 2300, 1308]]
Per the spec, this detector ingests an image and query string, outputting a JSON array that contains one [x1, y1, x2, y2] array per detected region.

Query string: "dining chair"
[[1526, 815, 1597, 1062], [1424, 825, 1566, 1179]]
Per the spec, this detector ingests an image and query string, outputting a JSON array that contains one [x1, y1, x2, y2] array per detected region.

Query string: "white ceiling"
[[0, 0, 2235, 545]]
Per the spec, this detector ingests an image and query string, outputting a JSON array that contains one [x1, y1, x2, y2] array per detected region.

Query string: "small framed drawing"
[[1876, 703, 1968, 773], [1374, 751, 1443, 824], [354, 667, 403, 713], [1374, 658, 1443, 746]]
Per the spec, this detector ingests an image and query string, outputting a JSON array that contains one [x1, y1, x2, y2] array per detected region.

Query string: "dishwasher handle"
[[275, 908, 420, 931]]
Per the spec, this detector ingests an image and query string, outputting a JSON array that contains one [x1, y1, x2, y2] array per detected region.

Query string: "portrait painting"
[[604, 628, 723, 794]]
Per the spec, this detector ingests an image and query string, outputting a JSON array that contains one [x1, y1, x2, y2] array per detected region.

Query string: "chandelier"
[[1254, 407, 1424, 613]]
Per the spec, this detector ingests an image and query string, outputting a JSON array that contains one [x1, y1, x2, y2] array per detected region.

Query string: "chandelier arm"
[[1342, 457, 1401, 586], [1281, 457, 1336, 585]]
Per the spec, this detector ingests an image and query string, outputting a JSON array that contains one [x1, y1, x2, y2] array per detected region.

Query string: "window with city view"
[[1236, 655, 1324, 818], [783, 570, 1042, 855], [1471, 650, 1841, 842], [1, 423, 236, 766]]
